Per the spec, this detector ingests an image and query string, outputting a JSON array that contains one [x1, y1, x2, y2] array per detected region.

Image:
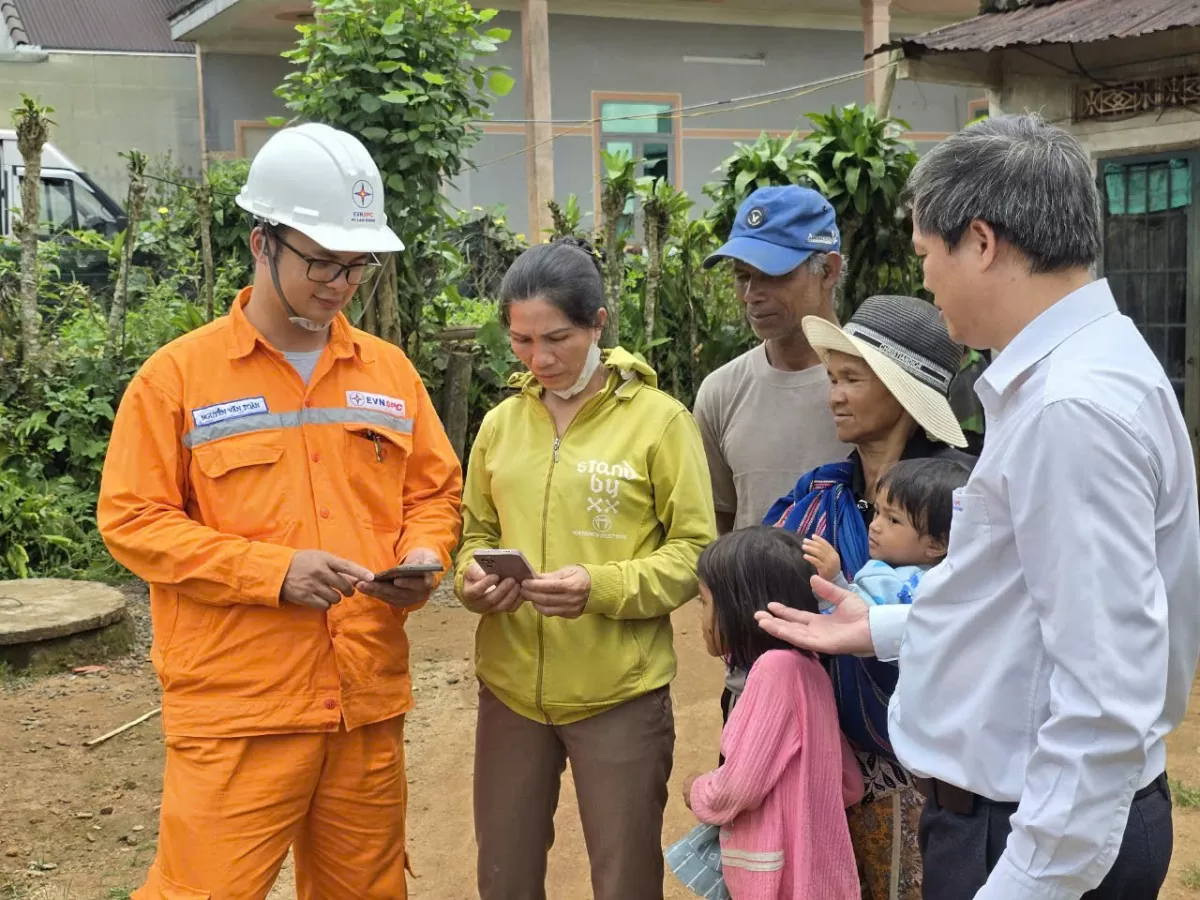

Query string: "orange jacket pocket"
[[191, 432, 292, 540], [344, 423, 412, 531]]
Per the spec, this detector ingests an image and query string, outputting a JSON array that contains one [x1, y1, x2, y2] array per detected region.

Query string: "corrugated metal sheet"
[[1, 0, 29, 46], [896, 0, 1200, 53], [13, 0, 193, 53]]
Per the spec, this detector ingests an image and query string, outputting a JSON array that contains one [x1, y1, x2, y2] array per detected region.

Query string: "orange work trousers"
[[133, 715, 407, 900]]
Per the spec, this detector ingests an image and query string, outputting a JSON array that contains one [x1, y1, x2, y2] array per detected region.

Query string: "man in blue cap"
[[694, 184, 848, 536], [692, 184, 850, 742]]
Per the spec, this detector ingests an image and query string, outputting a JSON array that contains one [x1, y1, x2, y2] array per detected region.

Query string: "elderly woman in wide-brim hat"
[[759, 294, 975, 900]]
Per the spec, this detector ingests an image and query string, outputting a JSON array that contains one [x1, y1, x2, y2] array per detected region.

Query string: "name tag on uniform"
[[191, 396, 269, 428], [346, 390, 406, 417], [952, 488, 965, 513]]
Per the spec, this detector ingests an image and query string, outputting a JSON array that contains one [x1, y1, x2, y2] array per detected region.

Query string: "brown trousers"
[[474, 683, 675, 900]]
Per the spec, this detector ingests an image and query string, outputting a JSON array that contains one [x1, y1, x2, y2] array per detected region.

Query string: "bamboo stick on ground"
[[83, 706, 161, 748]]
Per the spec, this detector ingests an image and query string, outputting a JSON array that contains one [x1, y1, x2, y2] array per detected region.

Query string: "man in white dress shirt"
[[758, 113, 1200, 900]]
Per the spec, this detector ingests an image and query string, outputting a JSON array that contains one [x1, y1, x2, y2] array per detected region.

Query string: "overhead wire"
[[133, 57, 913, 190], [469, 57, 905, 171]]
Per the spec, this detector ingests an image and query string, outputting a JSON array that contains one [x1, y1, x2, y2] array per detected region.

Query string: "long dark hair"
[[697, 526, 819, 672], [498, 237, 605, 328]]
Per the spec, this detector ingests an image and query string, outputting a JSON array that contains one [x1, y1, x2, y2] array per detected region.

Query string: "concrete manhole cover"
[[0, 578, 127, 645]]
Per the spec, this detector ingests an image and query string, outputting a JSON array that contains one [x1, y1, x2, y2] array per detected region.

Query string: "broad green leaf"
[[388, 173, 408, 192], [358, 93, 382, 114], [421, 71, 447, 86], [833, 150, 853, 170], [376, 60, 402, 73], [265, 115, 287, 127], [380, 92, 410, 105], [479, 8, 499, 21], [802, 170, 829, 194], [488, 70, 515, 96], [485, 27, 511, 41], [734, 169, 756, 196], [360, 126, 389, 140], [845, 166, 861, 196], [854, 181, 869, 216]]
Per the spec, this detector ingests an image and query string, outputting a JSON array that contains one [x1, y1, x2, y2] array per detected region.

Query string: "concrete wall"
[[201, 52, 291, 155], [0, 51, 201, 197], [455, 12, 976, 235], [199, 12, 978, 236]]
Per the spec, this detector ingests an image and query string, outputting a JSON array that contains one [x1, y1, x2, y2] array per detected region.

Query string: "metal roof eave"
[[170, 0, 243, 41]]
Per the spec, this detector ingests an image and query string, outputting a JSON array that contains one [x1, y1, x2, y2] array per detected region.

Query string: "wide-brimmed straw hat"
[[802, 296, 967, 448]]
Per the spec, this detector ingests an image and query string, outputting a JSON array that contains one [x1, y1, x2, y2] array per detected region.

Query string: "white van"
[[0, 130, 127, 239]]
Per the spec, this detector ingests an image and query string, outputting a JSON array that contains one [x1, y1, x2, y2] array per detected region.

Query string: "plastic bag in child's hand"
[[665, 823, 731, 900]]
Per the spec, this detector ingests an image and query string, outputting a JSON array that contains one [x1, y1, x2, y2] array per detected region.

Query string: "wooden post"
[[438, 327, 479, 462], [521, 0, 554, 243], [862, 0, 891, 108], [445, 349, 473, 462], [195, 179, 216, 321], [878, 50, 899, 119]]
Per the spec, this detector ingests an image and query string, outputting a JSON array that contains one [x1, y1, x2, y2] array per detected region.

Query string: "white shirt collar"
[[979, 278, 1120, 399]]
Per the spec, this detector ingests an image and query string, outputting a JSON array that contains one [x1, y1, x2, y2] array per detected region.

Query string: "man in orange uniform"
[[98, 123, 462, 899]]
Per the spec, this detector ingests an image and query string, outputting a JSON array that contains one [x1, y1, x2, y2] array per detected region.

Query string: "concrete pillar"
[[521, 0, 554, 242], [862, 0, 891, 108]]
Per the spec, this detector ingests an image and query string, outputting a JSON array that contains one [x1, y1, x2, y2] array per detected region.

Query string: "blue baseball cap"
[[704, 185, 840, 275]]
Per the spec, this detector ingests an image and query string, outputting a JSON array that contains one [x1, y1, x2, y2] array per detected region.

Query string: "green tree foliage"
[[274, 0, 514, 354], [704, 104, 922, 316]]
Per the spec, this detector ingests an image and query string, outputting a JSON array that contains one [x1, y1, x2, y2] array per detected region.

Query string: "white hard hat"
[[236, 122, 404, 254]]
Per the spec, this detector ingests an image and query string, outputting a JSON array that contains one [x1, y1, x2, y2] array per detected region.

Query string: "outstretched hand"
[[755, 575, 874, 656]]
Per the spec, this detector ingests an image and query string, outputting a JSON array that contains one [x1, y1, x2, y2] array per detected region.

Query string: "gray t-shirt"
[[284, 348, 326, 384], [284, 349, 324, 385], [693, 343, 849, 531]]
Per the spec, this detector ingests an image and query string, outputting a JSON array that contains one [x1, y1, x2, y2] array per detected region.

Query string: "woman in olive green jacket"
[[455, 238, 717, 900]]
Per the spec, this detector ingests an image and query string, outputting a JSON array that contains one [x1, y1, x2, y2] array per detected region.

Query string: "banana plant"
[[599, 150, 639, 348], [636, 176, 692, 367]]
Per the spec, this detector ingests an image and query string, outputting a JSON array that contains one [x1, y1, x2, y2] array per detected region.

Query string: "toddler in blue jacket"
[[803, 457, 971, 610]]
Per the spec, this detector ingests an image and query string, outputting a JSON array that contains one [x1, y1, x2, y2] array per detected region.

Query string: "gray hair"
[[905, 114, 1100, 273], [806, 251, 848, 302]]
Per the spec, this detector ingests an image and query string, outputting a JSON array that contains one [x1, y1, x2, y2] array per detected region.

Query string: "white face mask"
[[288, 315, 330, 333], [549, 340, 602, 400]]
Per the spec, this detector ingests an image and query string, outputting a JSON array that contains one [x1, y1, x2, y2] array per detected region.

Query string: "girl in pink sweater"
[[676, 527, 863, 900]]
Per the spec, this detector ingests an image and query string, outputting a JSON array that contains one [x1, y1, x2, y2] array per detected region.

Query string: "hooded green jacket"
[[454, 348, 717, 724]]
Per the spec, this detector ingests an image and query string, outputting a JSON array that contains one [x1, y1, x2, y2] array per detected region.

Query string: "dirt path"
[[1, 586, 1198, 898]]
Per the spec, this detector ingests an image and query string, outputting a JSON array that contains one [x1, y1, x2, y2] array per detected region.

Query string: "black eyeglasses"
[[271, 230, 381, 286]]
